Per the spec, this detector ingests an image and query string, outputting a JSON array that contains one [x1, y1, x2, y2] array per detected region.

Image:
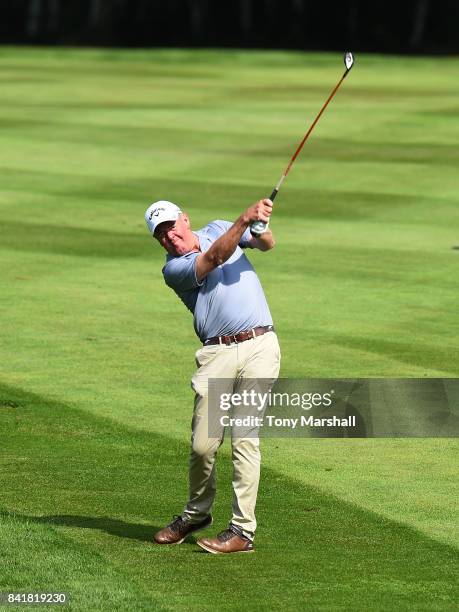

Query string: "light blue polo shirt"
[[162, 220, 273, 342]]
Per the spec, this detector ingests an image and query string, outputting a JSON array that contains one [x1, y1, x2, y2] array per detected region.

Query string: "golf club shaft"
[[250, 65, 351, 236]]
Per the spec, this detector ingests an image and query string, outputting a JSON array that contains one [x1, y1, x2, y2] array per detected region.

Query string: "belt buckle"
[[232, 335, 238, 344]]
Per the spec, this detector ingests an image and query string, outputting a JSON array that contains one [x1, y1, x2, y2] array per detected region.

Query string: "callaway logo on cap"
[[145, 201, 182, 234], [150, 208, 165, 219]]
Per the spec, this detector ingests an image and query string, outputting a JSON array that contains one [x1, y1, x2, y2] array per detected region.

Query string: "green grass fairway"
[[0, 48, 458, 610]]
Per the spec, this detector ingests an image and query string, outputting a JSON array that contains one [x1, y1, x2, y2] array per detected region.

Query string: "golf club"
[[250, 51, 355, 236]]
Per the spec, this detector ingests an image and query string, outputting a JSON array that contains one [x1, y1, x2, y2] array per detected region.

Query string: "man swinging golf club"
[[145, 52, 354, 553], [145, 198, 280, 554]]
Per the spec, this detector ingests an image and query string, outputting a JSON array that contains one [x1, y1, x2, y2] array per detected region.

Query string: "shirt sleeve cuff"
[[193, 259, 204, 287]]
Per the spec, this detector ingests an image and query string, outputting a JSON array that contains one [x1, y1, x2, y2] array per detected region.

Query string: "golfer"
[[145, 198, 280, 554]]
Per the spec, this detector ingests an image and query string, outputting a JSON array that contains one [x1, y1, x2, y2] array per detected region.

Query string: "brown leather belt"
[[204, 325, 274, 346]]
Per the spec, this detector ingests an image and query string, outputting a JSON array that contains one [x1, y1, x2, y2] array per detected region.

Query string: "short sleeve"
[[162, 252, 203, 291], [206, 220, 253, 249]]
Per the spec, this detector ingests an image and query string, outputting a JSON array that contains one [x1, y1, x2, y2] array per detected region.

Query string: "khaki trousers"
[[182, 331, 281, 539]]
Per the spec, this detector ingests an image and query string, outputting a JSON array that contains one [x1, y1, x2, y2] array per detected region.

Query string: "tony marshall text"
[[220, 415, 356, 428]]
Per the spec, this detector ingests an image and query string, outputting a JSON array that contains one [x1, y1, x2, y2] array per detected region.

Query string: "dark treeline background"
[[1, 0, 458, 54]]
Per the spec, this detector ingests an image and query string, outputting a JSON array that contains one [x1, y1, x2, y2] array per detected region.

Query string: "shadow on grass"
[[0, 510, 208, 551], [0, 511, 203, 545], [17, 513, 159, 543]]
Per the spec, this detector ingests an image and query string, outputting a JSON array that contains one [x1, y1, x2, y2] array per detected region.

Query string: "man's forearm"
[[250, 229, 275, 251], [205, 214, 249, 267]]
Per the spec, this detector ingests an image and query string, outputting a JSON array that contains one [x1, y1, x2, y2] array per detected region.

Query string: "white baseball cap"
[[145, 200, 182, 235]]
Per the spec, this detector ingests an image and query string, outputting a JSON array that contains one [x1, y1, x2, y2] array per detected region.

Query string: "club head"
[[344, 51, 354, 72]]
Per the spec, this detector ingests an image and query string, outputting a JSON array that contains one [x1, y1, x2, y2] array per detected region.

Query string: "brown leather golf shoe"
[[154, 514, 212, 545], [197, 527, 254, 554]]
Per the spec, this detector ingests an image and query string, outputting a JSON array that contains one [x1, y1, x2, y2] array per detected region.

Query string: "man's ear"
[[181, 213, 190, 227]]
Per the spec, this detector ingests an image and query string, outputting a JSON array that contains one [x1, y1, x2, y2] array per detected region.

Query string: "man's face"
[[154, 213, 197, 257]]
